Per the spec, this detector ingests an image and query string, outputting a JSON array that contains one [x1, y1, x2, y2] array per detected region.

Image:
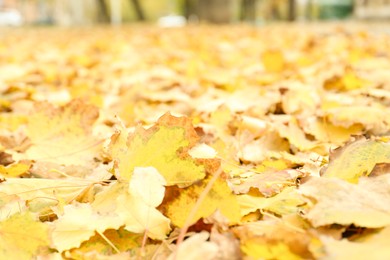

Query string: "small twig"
[[96, 230, 120, 254], [174, 167, 223, 259]]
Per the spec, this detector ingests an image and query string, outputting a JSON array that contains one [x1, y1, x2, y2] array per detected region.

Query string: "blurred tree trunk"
[[198, 0, 233, 23], [306, 0, 313, 20], [241, 0, 256, 21], [287, 0, 295, 21], [97, 0, 110, 23], [131, 0, 145, 21], [183, 0, 197, 19]]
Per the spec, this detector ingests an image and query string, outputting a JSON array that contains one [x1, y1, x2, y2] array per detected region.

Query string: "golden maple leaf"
[[24, 100, 101, 166], [108, 113, 205, 186], [0, 213, 50, 259]]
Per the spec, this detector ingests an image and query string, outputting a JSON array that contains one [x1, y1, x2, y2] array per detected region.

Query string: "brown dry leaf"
[[322, 137, 390, 183], [300, 175, 390, 228], [24, 100, 101, 166]]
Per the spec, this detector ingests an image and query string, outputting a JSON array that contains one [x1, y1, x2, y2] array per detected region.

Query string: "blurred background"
[[0, 0, 388, 26]]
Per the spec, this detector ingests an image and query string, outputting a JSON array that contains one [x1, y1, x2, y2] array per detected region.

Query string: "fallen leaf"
[[324, 105, 389, 134], [0, 161, 31, 177], [319, 226, 390, 260], [109, 113, 205, 186], [322, 137, 390, 183], [302, 116, 362, 145], [262, 49, 286, 73], [168, 232, 219, 260], [234, 215, 315, 259], [299, 175, 390, 228], [52, 202, 122, 252], [239, 130, 290, 163], [164, 169, 241, 228], [233, 169, 302, 197], [69, 228, 143, 259], [237, 186, 305, 216], [115, 167, 171, 240], [25, 100, 101, 165], [241, 238, 301, 260], [0, 213, 50, 259]]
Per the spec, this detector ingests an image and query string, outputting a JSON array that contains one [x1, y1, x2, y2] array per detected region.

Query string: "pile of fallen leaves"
[[1, 24, 390, 259]]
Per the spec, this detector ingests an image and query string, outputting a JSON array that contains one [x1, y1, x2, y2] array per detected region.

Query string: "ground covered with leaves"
[[1, 24, 390, 259]]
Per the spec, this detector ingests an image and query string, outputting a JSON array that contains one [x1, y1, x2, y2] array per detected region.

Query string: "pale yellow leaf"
[[237, 187, 305, 216], [322, 138, 390, 183], [0, 213, 50, 259], [25, 100, 101, 165], [300, 175, 390, 228], [52, 203, 122, 252], [168, 232, 219, 260]]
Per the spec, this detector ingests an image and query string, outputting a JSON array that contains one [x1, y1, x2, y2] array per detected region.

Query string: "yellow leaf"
[[342, 70, 365, 90], [241, 238, 301, 260], [320, 226, 390, 260], [324, 105, 389, 134], [322, 138, 390, 182], [116, 167, 171, 240], [25, 100, 101, 165], [234, 216, 315, 259], [238, 187, 305, 216], [240, 131, 290, 163], [0, 213, 50, 259], [0, 178, 95, 203], [164, 173, 241, 228], [69, 228, 143, 259], [0, 193, 26, 221], [52, 202, 122, 252], [282, 86, 318, 115], [303, 117, 362, 145], [0, 114, 27, 131], [168, 232, 219, 260], [262, 50, 285, 73], [300, 175, 390, 228], [273, 117, 318, 151], [92, 167, 171, 240], [233, 169, 302, 197], [0, 161, 31, 177], [109, 113, 205, 185]]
